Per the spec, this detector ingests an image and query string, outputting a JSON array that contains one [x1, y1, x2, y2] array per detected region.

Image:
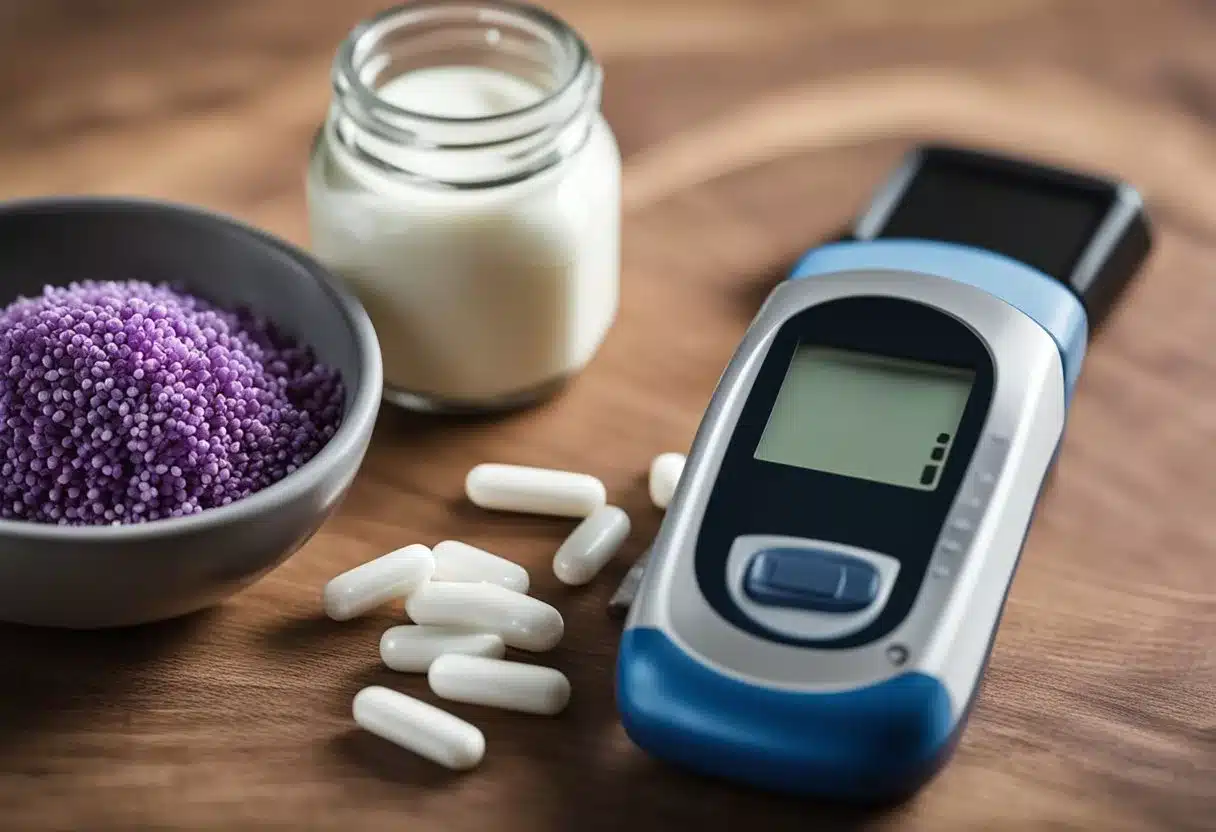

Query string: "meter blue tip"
[[617, 628, 956, 803]]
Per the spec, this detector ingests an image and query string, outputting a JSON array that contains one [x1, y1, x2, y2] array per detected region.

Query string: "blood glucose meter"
[[615, 145, 1151, 802]]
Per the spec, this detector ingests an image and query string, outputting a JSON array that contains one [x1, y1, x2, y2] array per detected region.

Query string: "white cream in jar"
[[307, 1, 620, 412]]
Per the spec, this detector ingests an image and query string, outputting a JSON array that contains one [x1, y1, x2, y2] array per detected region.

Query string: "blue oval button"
[[744, 548, 879, 613]]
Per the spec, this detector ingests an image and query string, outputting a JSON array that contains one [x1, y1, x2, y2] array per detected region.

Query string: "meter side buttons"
[[932, 436, 1011, 570]]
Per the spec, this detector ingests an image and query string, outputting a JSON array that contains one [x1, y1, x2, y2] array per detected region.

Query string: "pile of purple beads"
[[0, 280, 344, 526]]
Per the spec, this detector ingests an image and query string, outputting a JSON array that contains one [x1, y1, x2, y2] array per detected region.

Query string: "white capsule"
[[465, 463, 606, 518], [323, 544, 435, 621], [380, 625, 506, 673], [429, 654, 571, 716], [552, 505, 631, 586], [649, 452, 686, 509], [432, 540, 530, 594], [352, 686, 484, 770], [405, 581, 564, 652]]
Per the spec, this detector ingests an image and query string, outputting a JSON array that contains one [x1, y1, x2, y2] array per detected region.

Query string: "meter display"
[[754, 346, 974, 491]]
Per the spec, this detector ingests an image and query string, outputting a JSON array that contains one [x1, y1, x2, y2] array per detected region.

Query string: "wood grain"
[[0, 1, 1213, 829]]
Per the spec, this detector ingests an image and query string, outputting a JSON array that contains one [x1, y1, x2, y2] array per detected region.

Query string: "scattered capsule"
[[405, 581, 564, 652], [323, 544, 434, 621], [432, 540, 530, 594], [380, 625, 506, 673], [648, 452, 686, 510], [429, 654, 571, 716], [352, 686, 484, 771], [552, 505, 631, 586], [465, 463, 606, 518]]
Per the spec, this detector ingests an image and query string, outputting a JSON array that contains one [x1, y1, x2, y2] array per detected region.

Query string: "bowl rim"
[[0, 195, 384, 540]]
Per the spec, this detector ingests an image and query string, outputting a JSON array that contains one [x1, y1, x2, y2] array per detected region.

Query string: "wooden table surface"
[[0, 1, 1213, 829]]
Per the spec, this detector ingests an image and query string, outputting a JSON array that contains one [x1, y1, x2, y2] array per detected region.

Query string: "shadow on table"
[[330, 726, 470, 788], [517, 669, 892, 832], [0, 609, 214, 754], [260, 611, 351, 653]]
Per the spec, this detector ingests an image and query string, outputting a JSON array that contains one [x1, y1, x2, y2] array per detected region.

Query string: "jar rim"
[[335, 0, 593, 127]]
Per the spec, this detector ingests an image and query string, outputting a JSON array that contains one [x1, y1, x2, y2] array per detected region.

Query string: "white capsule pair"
[[323, 544, 434, 622], [380, 621, 568, 719], [406, 580, 564, 652], [380, 629, 568, 715], [353, 654, 570, 770], [432, 539, 530, 593], [324, 539, 531, 622]]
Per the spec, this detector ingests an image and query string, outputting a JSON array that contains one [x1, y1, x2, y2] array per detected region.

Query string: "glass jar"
[[307, 0, 620, 413]]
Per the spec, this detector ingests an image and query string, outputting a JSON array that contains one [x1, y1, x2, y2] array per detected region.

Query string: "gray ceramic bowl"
[[0, 197, 382, 628]]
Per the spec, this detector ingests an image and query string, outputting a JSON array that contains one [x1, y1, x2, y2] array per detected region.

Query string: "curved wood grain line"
[[622, 67, 1216, 235], [580, 0, 1050, 57]]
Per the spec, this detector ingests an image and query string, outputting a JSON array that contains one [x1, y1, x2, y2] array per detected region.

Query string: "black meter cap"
[[851, 144, 1153, 328]]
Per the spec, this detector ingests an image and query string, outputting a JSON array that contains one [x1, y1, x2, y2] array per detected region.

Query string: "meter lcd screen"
[[754, 346, 975, 490]]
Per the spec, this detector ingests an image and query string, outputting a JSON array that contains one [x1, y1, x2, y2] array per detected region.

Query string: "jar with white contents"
[[307, 0, 620, 413]]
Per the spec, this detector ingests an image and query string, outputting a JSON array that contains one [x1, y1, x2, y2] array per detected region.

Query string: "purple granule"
[[0, 280, 344, 526]]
